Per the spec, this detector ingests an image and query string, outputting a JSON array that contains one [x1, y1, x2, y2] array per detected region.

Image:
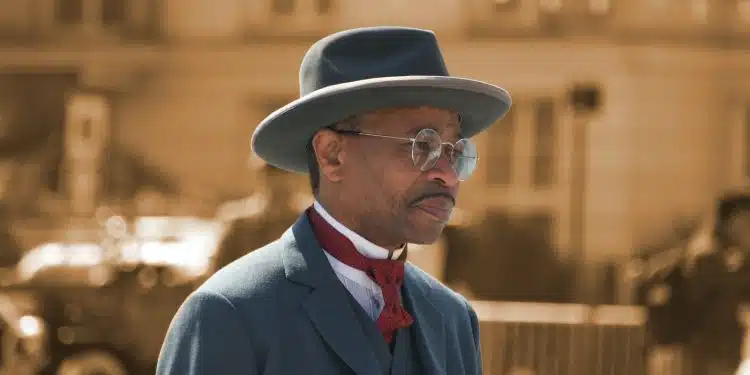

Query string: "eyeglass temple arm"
[[350, 132, 416, 142]]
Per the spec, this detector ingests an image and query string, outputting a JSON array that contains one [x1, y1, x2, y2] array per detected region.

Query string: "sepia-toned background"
[[0, 0, 749, 374]]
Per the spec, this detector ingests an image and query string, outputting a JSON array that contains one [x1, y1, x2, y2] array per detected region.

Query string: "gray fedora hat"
[[251, 26, 512, 174]]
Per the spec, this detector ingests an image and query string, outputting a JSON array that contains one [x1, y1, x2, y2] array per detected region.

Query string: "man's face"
[[316, 106, 463, 246], [727, 209, 750, 251]]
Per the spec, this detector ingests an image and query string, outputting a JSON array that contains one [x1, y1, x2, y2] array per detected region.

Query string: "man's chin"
[[404, 226, 446, 245]]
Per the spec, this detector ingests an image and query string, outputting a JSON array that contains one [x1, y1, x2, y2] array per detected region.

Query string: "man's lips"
[[413, 196, 454, 221]]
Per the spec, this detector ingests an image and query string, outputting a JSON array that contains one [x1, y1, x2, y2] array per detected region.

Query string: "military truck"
[[0, 215, 224, 375], [1, 246, 203, 375]]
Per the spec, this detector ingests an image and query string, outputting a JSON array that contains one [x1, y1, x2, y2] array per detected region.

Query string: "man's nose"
[[425, 154, 460, 188]]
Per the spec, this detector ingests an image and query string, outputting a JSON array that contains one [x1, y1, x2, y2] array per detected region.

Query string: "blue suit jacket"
[[156, 213, 483, 375]]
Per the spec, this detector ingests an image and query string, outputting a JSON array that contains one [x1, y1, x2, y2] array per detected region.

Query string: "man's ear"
[[312, 129, 346, 183]]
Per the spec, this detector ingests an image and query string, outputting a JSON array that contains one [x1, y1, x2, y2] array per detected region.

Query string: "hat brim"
[[251, 75, 512, 174]]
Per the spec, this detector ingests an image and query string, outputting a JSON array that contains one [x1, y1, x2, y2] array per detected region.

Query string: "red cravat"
[[307, 207, 413, 343]]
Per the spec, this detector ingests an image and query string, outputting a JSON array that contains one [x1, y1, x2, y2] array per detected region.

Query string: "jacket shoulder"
[[406, 263, 475, 317], [199, 238, 289, 304]]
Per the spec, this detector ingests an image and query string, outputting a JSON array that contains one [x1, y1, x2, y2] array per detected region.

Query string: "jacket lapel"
[[281, 214, 380, 375], [402, 264, 447, 375]]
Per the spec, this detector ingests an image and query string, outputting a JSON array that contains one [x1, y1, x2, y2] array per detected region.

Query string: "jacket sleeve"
[[156, 290, 259, 375], [464, 300, 483, 375]]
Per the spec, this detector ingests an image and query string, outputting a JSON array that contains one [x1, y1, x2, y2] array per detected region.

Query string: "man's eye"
[[414, 141, 431, 152]]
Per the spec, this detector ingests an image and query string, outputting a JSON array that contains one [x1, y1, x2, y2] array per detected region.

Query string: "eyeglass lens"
[[411, 128, 478, 181]]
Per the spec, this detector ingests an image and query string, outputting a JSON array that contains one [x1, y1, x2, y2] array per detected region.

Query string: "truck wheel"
[[55, 349, 128, 375]]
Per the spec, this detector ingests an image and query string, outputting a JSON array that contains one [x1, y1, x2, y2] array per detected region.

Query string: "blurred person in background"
[[0, 161, 23, 268], [210, 161, 299, 271], [635, 247, 693, 375], [633, 218, 702, 373], [157, 26, 511, 375], [687, 191, 750, 375], [0, 200, 22, 267]]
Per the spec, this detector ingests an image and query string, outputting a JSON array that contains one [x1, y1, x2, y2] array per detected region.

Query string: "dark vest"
[[345, 289, 425, 375]]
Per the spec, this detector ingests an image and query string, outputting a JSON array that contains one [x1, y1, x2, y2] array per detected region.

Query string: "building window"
[[101, 0, 126, 26], [272, 0, 296, 15], [486, 108, 515, 186], [532, 98, 557, 187], [744, 103, 750, 180], [56, 0, 84, 25]]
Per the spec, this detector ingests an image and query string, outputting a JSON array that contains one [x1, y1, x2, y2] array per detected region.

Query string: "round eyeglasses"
[[334, 128, 478, 181]]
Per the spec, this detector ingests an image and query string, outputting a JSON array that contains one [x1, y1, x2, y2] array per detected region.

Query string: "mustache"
[[409, 189, 456, 206]]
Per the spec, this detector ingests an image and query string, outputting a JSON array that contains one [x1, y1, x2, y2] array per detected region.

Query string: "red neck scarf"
[[307, 207, 413, 343]]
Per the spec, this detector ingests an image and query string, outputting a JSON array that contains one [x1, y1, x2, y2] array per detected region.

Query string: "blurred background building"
[[0, 0, 748, 374], [1, 0, 748, 300]]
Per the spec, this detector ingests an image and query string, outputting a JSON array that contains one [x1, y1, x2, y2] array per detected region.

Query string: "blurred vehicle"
[[0, 202, 457, 374], [440, 209, 574, 302], [0, 215, 224, 375]]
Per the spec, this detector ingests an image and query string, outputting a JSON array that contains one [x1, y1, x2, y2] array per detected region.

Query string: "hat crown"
[[299, 27, 450, 97]]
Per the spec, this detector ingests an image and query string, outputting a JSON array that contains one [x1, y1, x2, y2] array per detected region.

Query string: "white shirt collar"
[[312, 200, 404, 260]]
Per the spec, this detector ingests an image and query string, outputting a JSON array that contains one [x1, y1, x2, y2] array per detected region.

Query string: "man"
[[687, 191, 750, 375], [211, 163, 300, 272], [633, 247, 692, 375], [156, 26, 511, 375]]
